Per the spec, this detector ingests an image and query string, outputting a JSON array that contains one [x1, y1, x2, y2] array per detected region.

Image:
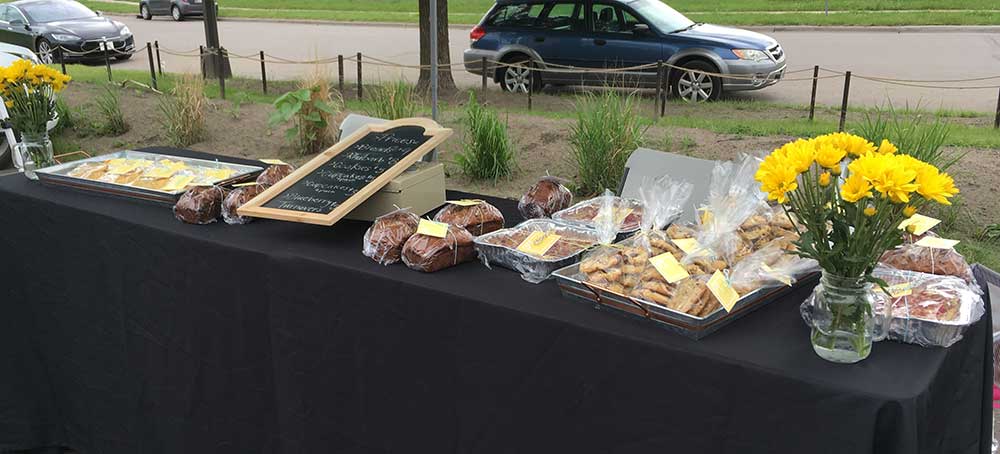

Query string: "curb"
[[107, 12, 1000, 33]]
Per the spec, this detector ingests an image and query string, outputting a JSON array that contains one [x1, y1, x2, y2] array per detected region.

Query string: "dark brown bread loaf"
[[173, 186, 225, 225], [222, 184, 268, 225], [433, 201, 505, 236], [401, 225, 476, 272], [518, 177, 572, 220], [256, 164, 295, 186], [363, 210, 421, 265]]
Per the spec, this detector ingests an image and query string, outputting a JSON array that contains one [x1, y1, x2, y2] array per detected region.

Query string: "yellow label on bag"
[[648, 252, 689, 284], [232, 182, 259, 188], [260, 159, 289, 166], [161, 175, 195, 192], [671, 238, 702, 256], [882, 282, 914, 298], [707, 271, 740, 312], [898, 214, 940, 236], [592, 207, 633, 225], [416, 219, 449, 238], [761, 263, 793, 286], [447, 199, 483, 207], [516, 231, 561, 257], [914, 236, 960, 249]]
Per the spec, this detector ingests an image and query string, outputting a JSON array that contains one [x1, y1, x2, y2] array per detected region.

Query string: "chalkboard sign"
[[238, 118, 452, 225]]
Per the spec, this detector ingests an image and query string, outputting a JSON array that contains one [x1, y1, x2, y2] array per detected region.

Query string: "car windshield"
[[626, 0, 694, 33], [21, 1, 97, 23]]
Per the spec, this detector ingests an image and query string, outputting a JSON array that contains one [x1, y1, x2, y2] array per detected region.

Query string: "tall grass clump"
[[270, 67, 341, 155], [158, 74, 207, 147], [570, 90, 646, 195], [854, 102, 961, 169], [95, 87, 128, 135], [52, 98, 74, 134], [455, 92, 515, 182], [365, 80, 418, 120]]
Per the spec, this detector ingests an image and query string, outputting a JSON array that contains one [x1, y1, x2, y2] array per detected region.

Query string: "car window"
[[592, 4, 625, 33], [0, 6, 9, 23], [486, 3, 544, 28], [541, 2, 582, 32], [622, 9, 644, 30], [20, 1, 96, 23]]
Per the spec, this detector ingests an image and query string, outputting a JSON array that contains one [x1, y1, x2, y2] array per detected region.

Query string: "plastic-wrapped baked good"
[[729, 243, 818, 294], [879, 233, 976, 283], [518, 176, 572, 220], [363, 208, 420, 265], [173, 185, 225, 225], [256, 163, 295, 186], [553, 194, 644, 234], [222, 184, 268, 225], [402, 224, 477, 272], [433, 201, 505, 236], [475, 219, 601, 283], [868, 266, 984, 347], [689, 154, 770, 265]]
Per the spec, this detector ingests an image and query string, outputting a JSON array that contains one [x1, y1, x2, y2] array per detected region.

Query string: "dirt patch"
[[54, 83, 999, 229]]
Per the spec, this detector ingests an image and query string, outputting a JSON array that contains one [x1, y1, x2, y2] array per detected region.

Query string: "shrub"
[[569, 90, 646, 195], [95, 87, 128, 135], [270, 70, 341, 155], [455, 92, 515, 182], [158, 74, 207, 147], [854, 102, 961, 170], [365, 80, 418, 120], [52, 98, 74, 134]]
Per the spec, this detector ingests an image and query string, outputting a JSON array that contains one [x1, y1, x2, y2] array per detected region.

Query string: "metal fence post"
[[154, 40, 162, 75], [838, 71, 852, 132], [338, 55, 344, 94], [661, 66, 669, 117], [808, 65, 819, 121], [655, 60, 663, 118], [259, 51, 267, 94], [215, 47, 226, 100], [994, 87, 1000, 129], [146, 43, 157, 90], [199, 45, 206, 78], [481, 57, 488, 91], [103, 41, 112, 82], [527, 60, 532, 110], [58, 46, 66, 75], [356, 52, 363, 100]]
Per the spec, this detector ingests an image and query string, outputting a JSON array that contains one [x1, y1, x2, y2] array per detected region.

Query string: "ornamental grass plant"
[[158, 74, 207, 147], [570, 90, 646, 195], [855, 102, 960, 170], [95, 86, 129, 135], [455, 92, 516, 182], [365, 80, 418, 120]]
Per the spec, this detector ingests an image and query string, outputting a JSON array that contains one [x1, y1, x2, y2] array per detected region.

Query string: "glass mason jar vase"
[[15, 132, 54, 180], [800, 271, 875, 364]]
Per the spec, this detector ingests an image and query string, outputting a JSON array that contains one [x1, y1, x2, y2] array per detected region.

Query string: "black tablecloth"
[[0, 148, 992, 454]]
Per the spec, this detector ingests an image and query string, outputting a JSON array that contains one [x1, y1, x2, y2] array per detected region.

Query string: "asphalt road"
[[110, 15, 1000, 112]]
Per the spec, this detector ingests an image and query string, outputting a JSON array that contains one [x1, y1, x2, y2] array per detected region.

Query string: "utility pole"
[[202, 0, 231, 79]]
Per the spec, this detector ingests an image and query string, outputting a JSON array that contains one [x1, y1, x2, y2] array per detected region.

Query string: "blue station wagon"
[[464, 0, 786, 102]]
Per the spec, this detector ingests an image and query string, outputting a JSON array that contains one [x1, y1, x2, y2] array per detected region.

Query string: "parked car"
[[0, 43, 58, 170], [464, 0, 786, 102], [140, 0, 218, 21], [0, 0, 134, 64]]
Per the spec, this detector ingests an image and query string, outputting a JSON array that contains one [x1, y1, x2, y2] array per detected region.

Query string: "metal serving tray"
[[474, 219, 602, 284], [553, 262, 819, 339], [35, 150, 263, 205]]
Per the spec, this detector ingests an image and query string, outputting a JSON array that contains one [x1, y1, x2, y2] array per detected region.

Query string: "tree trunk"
[[417, 0, 457, 93]]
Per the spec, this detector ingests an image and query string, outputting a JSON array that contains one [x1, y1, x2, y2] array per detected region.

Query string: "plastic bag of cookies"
[[689, 155, 770, 265], [577, 191, 632, 295]]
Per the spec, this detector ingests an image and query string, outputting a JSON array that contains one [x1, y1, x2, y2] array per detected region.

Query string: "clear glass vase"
[[15, 132, 54, 180], [800, 271, 875, 364]]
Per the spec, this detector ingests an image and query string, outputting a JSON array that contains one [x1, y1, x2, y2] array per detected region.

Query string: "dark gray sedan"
[[0, 0, 134, 63], [140, 0, 216, 21]]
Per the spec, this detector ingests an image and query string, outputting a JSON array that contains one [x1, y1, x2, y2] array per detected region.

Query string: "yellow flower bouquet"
[[755, 132, 958, 363], [0, 59, 71, 175]]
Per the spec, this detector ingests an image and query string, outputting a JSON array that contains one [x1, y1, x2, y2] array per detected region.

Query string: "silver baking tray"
[[474, 219, 602, 284], [35, 150, 263, 205], [553, 262, 819, 339]]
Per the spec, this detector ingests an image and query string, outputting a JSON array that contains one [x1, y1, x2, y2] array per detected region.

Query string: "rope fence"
[[48, 43, 1000, 129]]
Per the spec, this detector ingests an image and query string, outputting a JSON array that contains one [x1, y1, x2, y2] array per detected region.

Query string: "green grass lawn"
[[80, 0, 1000, 25]]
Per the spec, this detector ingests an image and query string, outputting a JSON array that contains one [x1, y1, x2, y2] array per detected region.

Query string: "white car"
[[0, 42, 59, 171]]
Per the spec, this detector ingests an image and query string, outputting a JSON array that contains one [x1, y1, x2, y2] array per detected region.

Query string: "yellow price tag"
[[232, 182, 259, 188], [592, 207, 633, 225], [882, 282, 914, 298], [914, 236, 959, 249], [516, 231, 561, 257], [446, 199, 483, 207], [898, 214, 940, 236], [707, 271, 740, 312], [161, 175, 195, 192], [761, 263, 793, 286], [648, 252, 689, 284], [416, 219, 450, 238], [260, 159, 289, 166], [671, 238, 702, 256]]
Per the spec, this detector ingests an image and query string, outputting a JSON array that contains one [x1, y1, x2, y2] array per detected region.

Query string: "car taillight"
[[470, 26, 485, 43]]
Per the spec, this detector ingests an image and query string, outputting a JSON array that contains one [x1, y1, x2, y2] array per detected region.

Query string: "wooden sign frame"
[[238, 117, 452, 226]]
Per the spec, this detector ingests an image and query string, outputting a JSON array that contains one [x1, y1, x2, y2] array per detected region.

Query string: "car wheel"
[[116, 52, 132, 61], [36, 39, 54, 64], [140, 4, 152, 20], [171, 5, 184, 21], [673, 60, 721, 103], [499, 56, 541, 94]]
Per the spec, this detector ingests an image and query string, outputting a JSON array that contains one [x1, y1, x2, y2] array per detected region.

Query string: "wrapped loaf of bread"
[[879, 234, 976, 283], [222, 184, 268, 225], [256, 163, 295, 186], [402, 225, 476, 272], [173, 186, 225, 225], [518, 176, 572, 220], [363, 209, 420, 265], [433, 201, 505, 236]]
